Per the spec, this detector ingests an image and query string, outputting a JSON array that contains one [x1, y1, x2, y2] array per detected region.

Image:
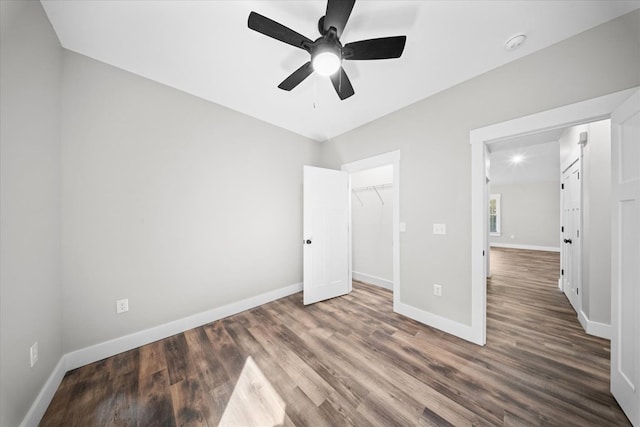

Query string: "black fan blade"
[[248, 11, 312, 51], [324, 0, 355, 37], [330, 67, 355, 100], [278, 62, 314, 91], [343, 36, 406, 60]]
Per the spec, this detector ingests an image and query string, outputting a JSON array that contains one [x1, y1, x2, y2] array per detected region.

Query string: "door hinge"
[[561, 183, 564, 190], [483, 250, 485, 256], [577, 172, 580, 180], [561, 226, 564, 232], [561, 269, 564, 276], [577, 288, 579, 295], [577, 230, 579, 238]]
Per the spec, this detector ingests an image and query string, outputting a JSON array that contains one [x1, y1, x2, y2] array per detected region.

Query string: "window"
[[489, 194, 501, 236]]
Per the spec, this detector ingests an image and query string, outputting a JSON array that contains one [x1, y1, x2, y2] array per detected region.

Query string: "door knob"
[[305, 239, 312, 245], [564, 238, 572, 244]]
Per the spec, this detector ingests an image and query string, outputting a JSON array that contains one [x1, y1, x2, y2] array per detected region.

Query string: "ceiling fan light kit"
[[248, 0, 407, 100], [312, 51, 341, 76]]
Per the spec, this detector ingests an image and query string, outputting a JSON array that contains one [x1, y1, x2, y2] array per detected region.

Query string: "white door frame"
[[342, 150, 401, 308], [469, 87, 638, 346]]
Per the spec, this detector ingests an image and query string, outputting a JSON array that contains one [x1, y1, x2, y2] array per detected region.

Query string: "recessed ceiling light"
[[505, 34, 526, 51]]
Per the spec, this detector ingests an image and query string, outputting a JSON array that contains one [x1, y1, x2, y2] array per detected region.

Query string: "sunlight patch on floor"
[[218, 356, 286, 427]]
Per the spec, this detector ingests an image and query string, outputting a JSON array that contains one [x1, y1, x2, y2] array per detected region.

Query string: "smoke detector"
[[505, 34, 526, 51]]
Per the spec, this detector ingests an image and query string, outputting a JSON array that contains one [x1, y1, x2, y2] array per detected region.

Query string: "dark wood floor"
[[40, 248, 631, 426]]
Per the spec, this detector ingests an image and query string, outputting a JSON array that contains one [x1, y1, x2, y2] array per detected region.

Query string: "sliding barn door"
[[303, 166, 350, 305]]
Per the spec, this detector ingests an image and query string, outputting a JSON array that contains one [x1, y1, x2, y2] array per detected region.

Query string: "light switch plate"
[[433, 224, 446, 235]]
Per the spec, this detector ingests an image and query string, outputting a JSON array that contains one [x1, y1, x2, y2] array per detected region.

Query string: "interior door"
[[610, 89, 639, 426], [303, 166, 350, 305], [562, 160, 581, 313]]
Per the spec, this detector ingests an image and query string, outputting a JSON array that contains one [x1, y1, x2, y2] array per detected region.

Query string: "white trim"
[[394, 302, 477, 344], [65, 282, 302, 370], [490, 243, 561, 252], [470, 140, 488, 345], [579, 310, 612, 340], [342, 150, 400, 307], [19, 357, 68, 427], [470, 87, 638, 348], [352, 271, 393, 290]]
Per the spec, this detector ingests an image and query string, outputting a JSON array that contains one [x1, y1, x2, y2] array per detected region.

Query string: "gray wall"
[[490, 181, 560, 249], [61, 51, 320, 352], [582, 120, 612, 325], [321, 10, 640, 325], [560, 119, 612, 325], [0, 2, 64, 426]]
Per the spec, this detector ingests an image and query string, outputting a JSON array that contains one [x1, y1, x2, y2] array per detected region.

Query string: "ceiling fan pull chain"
[[313, 74, 317, 109]]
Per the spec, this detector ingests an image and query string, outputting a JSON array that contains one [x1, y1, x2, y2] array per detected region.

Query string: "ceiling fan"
[[248, 0, 407, 100]]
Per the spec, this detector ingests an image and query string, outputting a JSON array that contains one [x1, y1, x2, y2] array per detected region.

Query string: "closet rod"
[[351, 183, 392, 206], [351, 183, 392, 192]]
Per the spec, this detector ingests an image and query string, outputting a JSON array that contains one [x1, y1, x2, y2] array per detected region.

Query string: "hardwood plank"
[[138, 340, 167, 379], [169, 378, 211, 427], [163, 334, 188, 386], [137, 369, 175, 427]]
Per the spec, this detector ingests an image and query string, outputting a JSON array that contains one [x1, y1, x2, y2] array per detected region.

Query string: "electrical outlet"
[[433, 284, 442, 297], [116, 298, 129, 314], [30, 342, 38, 368]]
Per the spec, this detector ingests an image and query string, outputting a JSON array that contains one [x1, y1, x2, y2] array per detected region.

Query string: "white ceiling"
[[488, 126, 568, 185], [41, 1, 639, 142], [490, 136, 561, 186]]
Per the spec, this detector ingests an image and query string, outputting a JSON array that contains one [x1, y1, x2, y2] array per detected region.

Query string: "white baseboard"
[[21, 282, 302, 426], [352, 271, 393, 291], [578, 310, 611, 340], [19, 356, 68, 427], [394, 302, 481, 345], [66, 282, 302, 370], [490, 243, 560, 252]]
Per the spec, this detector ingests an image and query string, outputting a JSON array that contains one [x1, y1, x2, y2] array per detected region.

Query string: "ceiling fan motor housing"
[[312, 27, 342, 61]]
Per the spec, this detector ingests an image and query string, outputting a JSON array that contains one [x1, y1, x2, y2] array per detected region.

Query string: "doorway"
[[342, 150, 401, 308], [349, 165, 394, 291], [469, 87, 637, 346]]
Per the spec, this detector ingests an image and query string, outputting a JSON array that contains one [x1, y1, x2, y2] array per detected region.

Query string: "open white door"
[[303, 166, 350, 305], [611, 89, 640, 427]]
